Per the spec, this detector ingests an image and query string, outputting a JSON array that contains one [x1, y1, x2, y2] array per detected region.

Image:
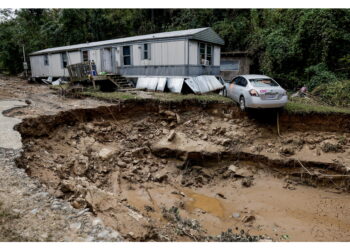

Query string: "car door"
[[233, 77, 248, 101], [227, 77, 239, 102]]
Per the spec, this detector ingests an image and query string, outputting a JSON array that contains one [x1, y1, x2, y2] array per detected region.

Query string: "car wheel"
[[223, 88, 228, 97], [239, 96, 246, 111]]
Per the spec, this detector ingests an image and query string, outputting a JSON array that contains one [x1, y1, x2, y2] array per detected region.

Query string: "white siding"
[[30, 55, 46, 77], [189, 41, 198, 65], [49, 53, 67, 77], [213, 46, 220, 66], [68, 51, 81, 64], [132, 40, 186, 66]]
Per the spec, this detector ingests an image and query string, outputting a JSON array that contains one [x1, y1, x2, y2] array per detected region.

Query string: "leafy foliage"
[[311, 80, 350, 107], [1, 8, 350, 91]]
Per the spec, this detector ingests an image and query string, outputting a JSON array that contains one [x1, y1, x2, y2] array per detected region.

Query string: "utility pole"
[[22, 44, 28, 78]]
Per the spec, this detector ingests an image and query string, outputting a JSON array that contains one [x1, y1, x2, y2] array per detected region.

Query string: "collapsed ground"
[[1, 76, 350, 241]]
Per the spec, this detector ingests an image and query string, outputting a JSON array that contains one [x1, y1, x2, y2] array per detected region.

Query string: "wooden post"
[[89, 60, 96, 90]]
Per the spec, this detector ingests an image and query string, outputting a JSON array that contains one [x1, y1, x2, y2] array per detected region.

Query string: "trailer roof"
[[30, 27, 224, 56]]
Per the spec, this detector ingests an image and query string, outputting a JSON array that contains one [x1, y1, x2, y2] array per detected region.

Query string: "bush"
[[311, 80, 350, 107], [305, 63, 338, 90]]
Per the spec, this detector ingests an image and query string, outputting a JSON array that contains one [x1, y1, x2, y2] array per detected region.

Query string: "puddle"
[[184, 189, 225, 218]]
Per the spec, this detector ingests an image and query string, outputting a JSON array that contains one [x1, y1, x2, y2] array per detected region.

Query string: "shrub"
[[305, 63, 338, 90], [311, 80, 350, 107]]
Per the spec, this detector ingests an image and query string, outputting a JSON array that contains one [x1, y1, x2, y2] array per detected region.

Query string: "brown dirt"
[[2, 76, 350, 242], [15, 100, 350, 242]]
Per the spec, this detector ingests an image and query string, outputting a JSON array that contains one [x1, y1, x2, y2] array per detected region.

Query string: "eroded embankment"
[[15, 100, 350, 241]]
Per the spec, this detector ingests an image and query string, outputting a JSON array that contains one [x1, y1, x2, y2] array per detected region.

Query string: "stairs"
[[107, 74, 133, 88]]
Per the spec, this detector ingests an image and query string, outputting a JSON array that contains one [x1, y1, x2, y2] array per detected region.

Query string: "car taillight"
[[249, 89, 259, 97]]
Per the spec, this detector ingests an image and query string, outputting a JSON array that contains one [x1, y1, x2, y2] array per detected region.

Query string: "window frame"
[[142, 43, 151, 60], [44, 54, 49, 66], [82, 50, 89, 62], [61, 53, 68, 68], [199, 43, 213, 65], [123, 45, 132, 66]]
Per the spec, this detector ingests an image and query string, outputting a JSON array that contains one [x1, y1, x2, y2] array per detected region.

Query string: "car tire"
[[239, 96, 246, 111], [223, 88, 228, 97]]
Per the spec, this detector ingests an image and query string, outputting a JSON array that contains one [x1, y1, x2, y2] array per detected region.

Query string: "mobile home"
[[29, 27, 225, 93]]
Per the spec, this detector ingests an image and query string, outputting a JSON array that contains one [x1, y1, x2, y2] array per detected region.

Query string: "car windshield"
[[249, 78, 279, 87]]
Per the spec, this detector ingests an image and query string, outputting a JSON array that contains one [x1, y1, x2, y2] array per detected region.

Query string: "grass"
[[80, 88, 233, 103], [52, 83, 349, 114], [285, 99, 350, 114], [147, 92, 232, 103], [82, 90, 139, 100]]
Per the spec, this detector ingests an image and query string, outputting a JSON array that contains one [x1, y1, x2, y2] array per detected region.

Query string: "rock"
[[25, 99, 32, 105], [30, 208, 39, 215], [242, 215, 256, 223], [117, 160, 127, 168], [176, 114, 181, 124], [242, 177, 253, 187], [92, 218, 103, 226], [154, 169, 169, 182], [228, 164, 237, 173], [232, 213, 240, 218], [84, 124, 95, 134], [98, 147, 116, 160], [167, 130, 176, 141], [72, 155, 89, 176], [219, 138, 232, 146], [69, 222, 82, 231], [97, 229, 110, 239], [216, 193, 227, 199], [279, 146, 295, 156]]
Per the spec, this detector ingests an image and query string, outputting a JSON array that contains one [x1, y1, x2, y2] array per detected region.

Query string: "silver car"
[[225, 74, 288, 111]]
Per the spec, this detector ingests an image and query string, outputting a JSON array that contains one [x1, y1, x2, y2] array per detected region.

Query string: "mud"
[[15, 101, 350, 241]]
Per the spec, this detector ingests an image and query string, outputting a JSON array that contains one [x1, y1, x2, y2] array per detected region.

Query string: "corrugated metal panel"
[[156, 78, 167, 91], [185, 75, 223, 94], [136, 77, 158, 91], [184, 78, 201, 94], [30, 27, 211, 56], [167, 78, 184, 93], [136, 75, 222, 94]]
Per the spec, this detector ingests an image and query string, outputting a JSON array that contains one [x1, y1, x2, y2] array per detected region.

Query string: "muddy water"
[[184, 190, 225, 218], [115, 164, 350, 241]]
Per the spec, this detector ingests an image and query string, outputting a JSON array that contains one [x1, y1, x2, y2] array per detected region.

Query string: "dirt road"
[[1, 76, 350, 241]]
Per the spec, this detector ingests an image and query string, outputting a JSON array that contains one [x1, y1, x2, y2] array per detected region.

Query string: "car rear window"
[[250, 78, 279, 87]]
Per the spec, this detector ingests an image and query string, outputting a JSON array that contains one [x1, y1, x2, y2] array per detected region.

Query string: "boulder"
[[98, 147, 117, 160]]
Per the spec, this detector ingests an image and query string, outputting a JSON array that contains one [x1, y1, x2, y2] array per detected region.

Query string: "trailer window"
[[207, 45, 212, 65], [123, 46, 131, 66], [199, 43, 206, 62], [199, 43, 212, 65], [61, 53, 68, 68], [44, 54, 49, 66], [82, 51, 89, 62], [142, 44, 150, 60]]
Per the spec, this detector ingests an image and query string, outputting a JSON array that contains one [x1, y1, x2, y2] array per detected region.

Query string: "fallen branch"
[[296, 159, 350, 177]]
